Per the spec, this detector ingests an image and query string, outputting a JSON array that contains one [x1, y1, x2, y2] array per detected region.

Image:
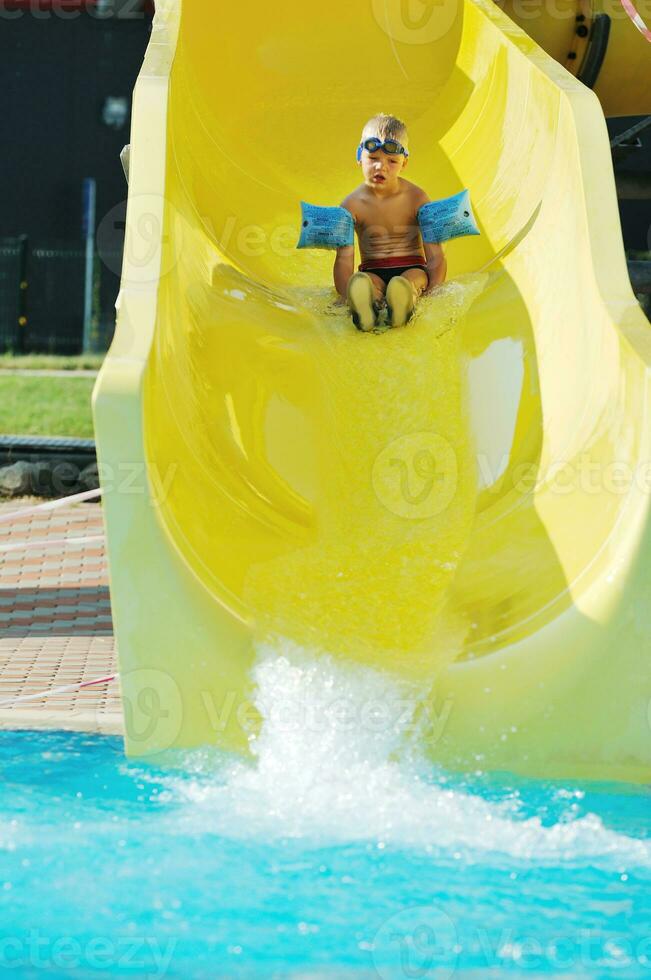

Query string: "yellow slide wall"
[[93, 0, 651, 781]]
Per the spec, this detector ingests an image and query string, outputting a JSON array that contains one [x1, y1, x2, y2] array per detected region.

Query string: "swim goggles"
[[356, 137, 409, 161]]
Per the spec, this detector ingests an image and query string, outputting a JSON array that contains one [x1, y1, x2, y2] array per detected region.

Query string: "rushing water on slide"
[[243, 275, 487, 673]]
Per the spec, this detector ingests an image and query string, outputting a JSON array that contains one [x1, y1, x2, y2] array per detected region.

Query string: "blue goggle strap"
[[356, 141, 409, 161]]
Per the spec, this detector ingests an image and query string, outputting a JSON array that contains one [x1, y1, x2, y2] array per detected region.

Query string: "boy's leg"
[[386, 268, 429, 327], [365, 271, 388, 303], [346, 271, 386, 331], [400, 267, 428, 298]]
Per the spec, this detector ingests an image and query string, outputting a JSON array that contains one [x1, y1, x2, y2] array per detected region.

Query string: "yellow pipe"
[[93, 0, 651, 781]]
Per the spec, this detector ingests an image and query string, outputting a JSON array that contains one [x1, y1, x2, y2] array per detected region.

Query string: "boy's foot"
[[386, 276, 415, 328], [347, 272, 380, 332]]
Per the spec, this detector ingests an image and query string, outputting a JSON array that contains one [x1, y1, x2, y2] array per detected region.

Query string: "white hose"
[[0, 534, 105, 554], [0, 487, 102, 525], [0, 675, 117, 709]]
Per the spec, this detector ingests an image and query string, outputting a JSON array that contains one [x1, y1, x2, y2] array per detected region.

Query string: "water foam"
[[149, 640, 651, 869]]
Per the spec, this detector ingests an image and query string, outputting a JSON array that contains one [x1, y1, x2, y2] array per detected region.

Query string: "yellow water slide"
[[93, 0, 651, 781]]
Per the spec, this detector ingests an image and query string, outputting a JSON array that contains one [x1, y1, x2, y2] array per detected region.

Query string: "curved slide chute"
[[93, 0, 651, 781]]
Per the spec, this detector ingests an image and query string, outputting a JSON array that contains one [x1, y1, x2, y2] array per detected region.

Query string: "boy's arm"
[[423, 241, 447, 294], [414, 189, 447, 294], [333, 245, 355, 300], [333, 199, 357, 300]]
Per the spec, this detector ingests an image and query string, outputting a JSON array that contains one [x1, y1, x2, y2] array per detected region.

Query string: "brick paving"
[[0, 497, 123, 734]]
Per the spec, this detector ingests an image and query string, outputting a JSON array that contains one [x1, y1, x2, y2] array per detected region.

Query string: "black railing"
[[0, 236, 122, 354], [0, 236, 26, 353]]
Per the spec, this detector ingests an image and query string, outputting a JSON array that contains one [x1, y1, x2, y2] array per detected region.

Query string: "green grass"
[[0, 353, 104, 371], [0, 375, 95, 438]]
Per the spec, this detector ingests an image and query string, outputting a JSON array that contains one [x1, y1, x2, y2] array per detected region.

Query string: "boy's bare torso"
[[341, 177, 426, 265]]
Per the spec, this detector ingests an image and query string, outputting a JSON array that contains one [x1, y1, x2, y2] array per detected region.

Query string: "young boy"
[[334, 114, 447, 331]]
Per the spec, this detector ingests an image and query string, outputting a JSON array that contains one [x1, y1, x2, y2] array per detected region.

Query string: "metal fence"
[[0, 237, 123, 354], [0, 237, 26, 353]]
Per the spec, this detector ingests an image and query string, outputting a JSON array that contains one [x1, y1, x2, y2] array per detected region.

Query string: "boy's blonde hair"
[[361, 113, 409, 150]]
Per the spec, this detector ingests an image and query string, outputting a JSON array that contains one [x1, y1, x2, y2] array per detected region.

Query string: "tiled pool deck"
[[0, 497, 123, 735]]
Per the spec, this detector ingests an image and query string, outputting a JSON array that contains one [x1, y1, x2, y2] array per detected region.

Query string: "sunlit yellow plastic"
[[93, 0, 651, 782]]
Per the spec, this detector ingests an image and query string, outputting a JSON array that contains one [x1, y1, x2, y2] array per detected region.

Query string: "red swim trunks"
[[359, 254, 427, 286]]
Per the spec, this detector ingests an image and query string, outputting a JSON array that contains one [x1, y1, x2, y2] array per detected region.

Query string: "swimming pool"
[[2, 654, 650, 979]]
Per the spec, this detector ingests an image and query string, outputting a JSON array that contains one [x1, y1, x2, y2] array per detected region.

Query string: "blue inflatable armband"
[[297, 202, 355, 250], [417, 190, 480, 244]]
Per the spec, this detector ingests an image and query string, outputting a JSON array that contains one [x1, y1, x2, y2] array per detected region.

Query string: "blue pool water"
[[1, 653, 651, 979]]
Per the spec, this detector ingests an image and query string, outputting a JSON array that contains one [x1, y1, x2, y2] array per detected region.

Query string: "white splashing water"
[[152, 639, 651, 867]]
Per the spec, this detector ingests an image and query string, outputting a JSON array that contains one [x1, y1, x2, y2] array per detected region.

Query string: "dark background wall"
[[609, 117, 651, 254], [0, 2, 152, 352]]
